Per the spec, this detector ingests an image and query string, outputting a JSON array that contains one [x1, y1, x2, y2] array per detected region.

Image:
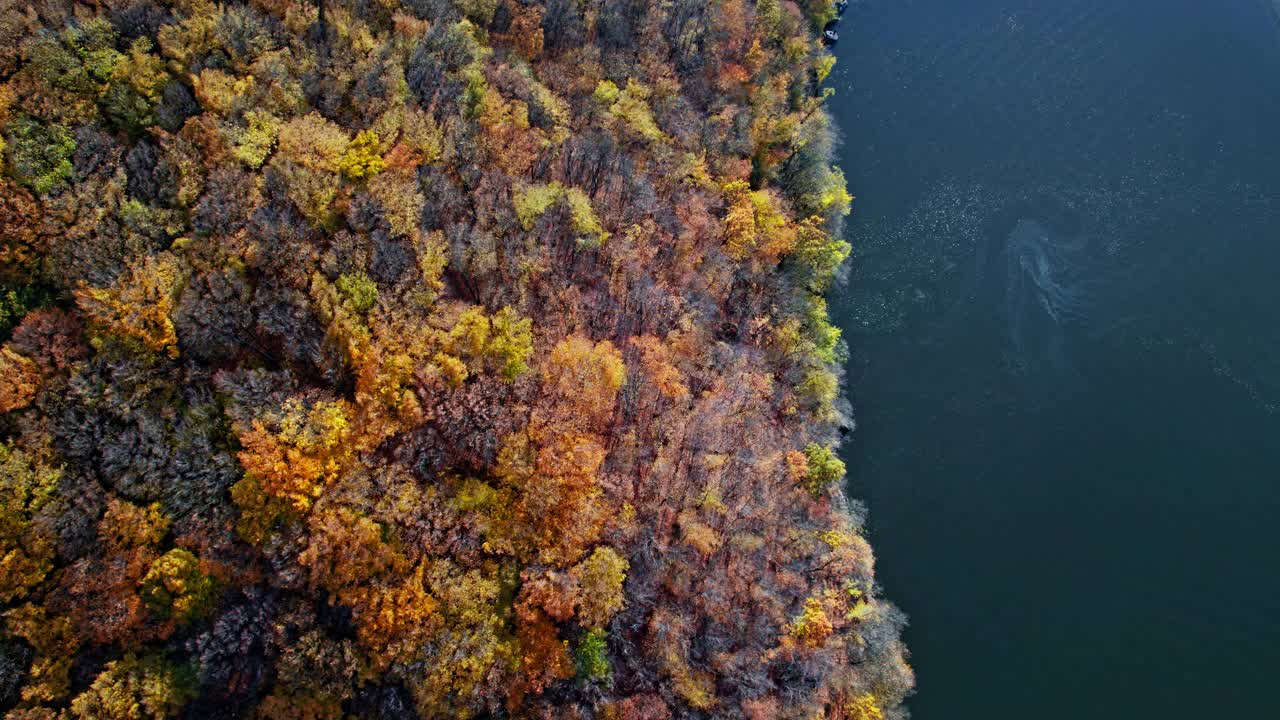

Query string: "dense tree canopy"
[[0, 0, 911, 717]]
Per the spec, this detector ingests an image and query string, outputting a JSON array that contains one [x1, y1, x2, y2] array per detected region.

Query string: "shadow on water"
[[984, 191, 1158, 394], [1001, 217, 1089, 382], [838, 180, 1170, 404]]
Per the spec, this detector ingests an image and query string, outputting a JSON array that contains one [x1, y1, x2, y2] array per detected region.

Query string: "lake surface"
[[827, 1, 1280, 717]]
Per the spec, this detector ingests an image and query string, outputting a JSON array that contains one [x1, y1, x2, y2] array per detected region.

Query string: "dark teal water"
[[828, 1, 1280, 717]]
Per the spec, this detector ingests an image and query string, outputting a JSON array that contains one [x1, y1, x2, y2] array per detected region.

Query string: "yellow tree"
[[788, 596, 835, 648], [721, 181, 796, 268], [492, 430, 608, 567], [483, 335, 630, 565], [69, 653, 192, 720], [0, 443, 59, 603], [5, 603, 79, 704], [271, 113, 350, 226], [338, 129, 384, 181], [137, 548, 216, 623], [350, 563, 442, 672], [98, 498, 169, 554], [570, 546, 629, 628], [299, 504, 406, 603], [538, 334, 626, 432], [407, 559, 513, 717], [75, 253, 183, 359], [0, 346, 40, 413], [232, 396, 354, 524]]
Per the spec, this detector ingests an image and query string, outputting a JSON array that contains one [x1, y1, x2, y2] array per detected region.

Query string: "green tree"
[[791, 215, 852, 291], [487, 307, 534, 380], [563, 187, 609, 248], [801, 442, 845, 497], [336, 271, 378, 314], [457, 0, 500, 26], [5, 118, 75, 195], [574, 628, 611, 683], [65, 18, 120, 83], [0, 284, 52, 338], [756, 0, 782, 38], [231, 110, 281, 168], [514, 182, 564, 230], [446, 306, 534, 380], [798, 0, 837, 30], [102, 38, 168, 134]]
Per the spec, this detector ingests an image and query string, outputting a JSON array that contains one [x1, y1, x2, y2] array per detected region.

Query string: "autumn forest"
[[0, 0, 911, 717]]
